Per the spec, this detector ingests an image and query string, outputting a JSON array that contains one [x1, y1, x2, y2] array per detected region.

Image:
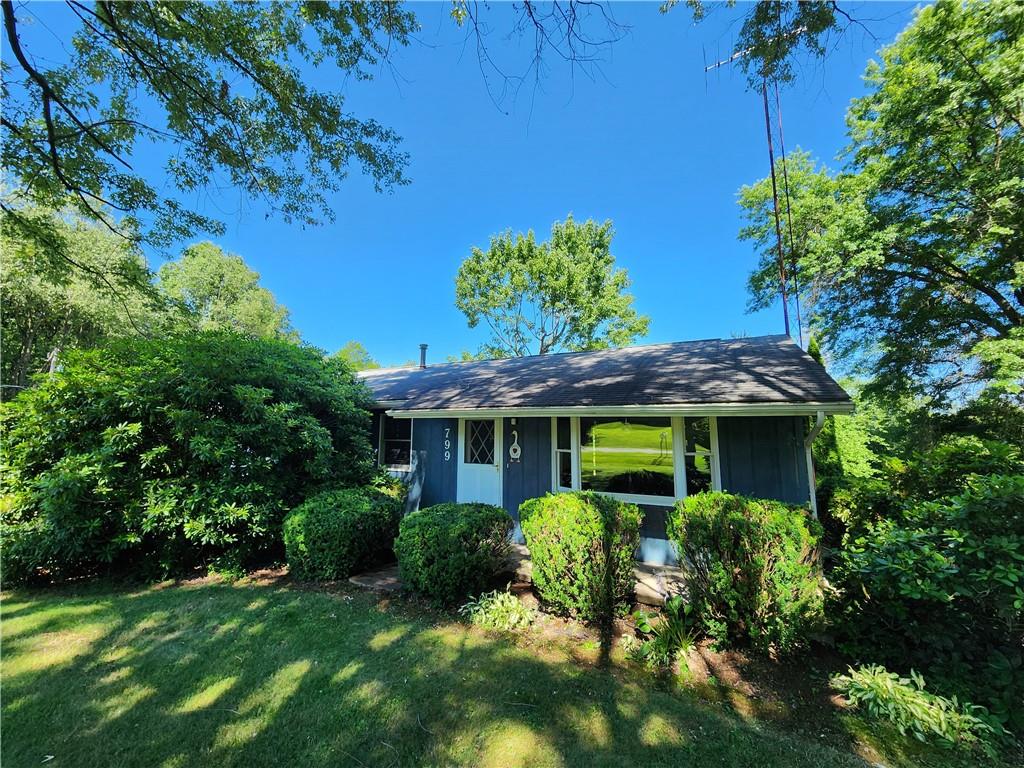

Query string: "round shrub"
[[0, 331, 373, 583], [668, 491, 823, 655], [283, 485, 404, 581], [394, 503, 512, 605], [518, 491, 641, 623]]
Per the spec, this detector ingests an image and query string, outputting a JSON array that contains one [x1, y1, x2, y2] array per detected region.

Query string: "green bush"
[[459, 588, 534, 631], [518, 491, 641, 623], [0, 331, 373, 584], [283, 485, 405, 581], [831, 665, 1003, 755], [667, 492, 824, 655], [833, 472, 1024, 731], [394, 503, 512, 605]]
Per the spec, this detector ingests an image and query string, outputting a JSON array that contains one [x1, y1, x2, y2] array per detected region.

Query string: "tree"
[[455, 216, 649, 358], [737, 149, 839, 341], [666, 1, 849, 86], [157, 242, 295, 340], [0, 207, 175, 392], [0, 331, 374, 582], [738, 0, 1023, 401], [1, 1, 415, 257], [332, 341, 380, 371]]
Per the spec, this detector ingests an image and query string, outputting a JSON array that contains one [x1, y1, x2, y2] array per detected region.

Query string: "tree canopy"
[[455, 216, 649, 358], [738, 0, 1023, 401], [1, 0, 415, 257], [0, 207, 175, 392], [158, 242, 295, 340], [332, 341, 380, 371]]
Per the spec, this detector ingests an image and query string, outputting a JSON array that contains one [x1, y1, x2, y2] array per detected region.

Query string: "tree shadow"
[[2, 577, 986, 768]]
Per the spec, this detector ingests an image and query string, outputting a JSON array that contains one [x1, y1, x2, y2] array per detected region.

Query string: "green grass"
[[1, 577, 1008, 768]]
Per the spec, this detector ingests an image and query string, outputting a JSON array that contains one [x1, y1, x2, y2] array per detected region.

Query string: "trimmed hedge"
[[283, 483, 404, 581], [394, 503, 512, 605], [519, 491, 641, 623], [667, 491, 823, 655]]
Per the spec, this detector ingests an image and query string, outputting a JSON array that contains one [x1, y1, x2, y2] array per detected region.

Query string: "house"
[[359, 334, 853, 565]]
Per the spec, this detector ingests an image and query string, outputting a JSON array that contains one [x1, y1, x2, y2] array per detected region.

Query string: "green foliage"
[[667, 492, 824, 655], [831, 665, 1003, 755], [0, 207, 176, 391], [832, 448, 1024, 732], [332, 341, 380, 371], [394, 503, 512, 605], [519, 491, 641, 623], [665, 2, 842, 87], [630, 596, 698, 672], [158, 242, 295, 339], [283, 485, 405, 582], [455, 216, 649, 358], [1, 2, 415, 253], [0, 331, 373, 583], [737, 0, 1024, 401], [459, 588, 534, 632]]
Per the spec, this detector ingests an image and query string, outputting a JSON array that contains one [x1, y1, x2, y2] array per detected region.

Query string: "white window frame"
[[550, 416, 579, 492], [379, 414, 414, 472], [550, 414, 721, 506]]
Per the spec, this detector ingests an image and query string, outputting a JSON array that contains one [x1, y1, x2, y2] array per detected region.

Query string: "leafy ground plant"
[[459, 588, 534, 631], [831, 665, 1004, 755], [629, 596, 698, 672]]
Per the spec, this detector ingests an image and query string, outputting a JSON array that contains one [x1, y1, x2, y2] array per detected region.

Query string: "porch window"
[[555, 417, 573, 490], [381, 416, 412, 469], [579, 417, 675, 499], [683, 416, 714, 495]]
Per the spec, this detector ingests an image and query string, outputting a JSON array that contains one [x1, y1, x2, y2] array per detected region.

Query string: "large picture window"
[[580, 417, 675, 498], [381, 416, 412, 468]]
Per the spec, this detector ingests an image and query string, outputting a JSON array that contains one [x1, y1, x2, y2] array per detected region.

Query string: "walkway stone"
[[348, 563, 402, 593], [349, 545, 687, 607]]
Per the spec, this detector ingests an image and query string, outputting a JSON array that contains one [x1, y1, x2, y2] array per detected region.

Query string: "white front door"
[[456, 418, 502, 506]]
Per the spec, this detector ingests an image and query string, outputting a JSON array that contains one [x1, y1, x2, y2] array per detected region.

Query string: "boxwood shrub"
[[518, 491, 641, 623], [283, 484, 404, 581], [667, 491, 823, 655], [394, 503, 512, 605]]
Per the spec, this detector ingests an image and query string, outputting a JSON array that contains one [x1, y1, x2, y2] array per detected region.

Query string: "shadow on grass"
[[0, 578, 1001, 768]]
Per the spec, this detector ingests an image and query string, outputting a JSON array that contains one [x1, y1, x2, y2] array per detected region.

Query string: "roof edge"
[[382, 402, 854, 419]]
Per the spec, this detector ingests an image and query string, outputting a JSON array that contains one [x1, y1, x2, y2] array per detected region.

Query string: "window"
[[464, 419, 495, 465], [580, 417, 675, 498], [683, 416, 713, 495], [555, 417, 572, 490], [381, 416, 412, 468]]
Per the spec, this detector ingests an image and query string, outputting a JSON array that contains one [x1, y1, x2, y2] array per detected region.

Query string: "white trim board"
[[386, 401, 853, 419]]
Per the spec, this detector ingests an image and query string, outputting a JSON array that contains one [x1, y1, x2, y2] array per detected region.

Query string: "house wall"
[[378, 412, 812, 563], [408, 417, 458, 510], [502, 417, 553, 538], [716, 416, 810, 505]]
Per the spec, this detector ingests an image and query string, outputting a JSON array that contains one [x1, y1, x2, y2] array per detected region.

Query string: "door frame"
[[456, 417, 503, 506]]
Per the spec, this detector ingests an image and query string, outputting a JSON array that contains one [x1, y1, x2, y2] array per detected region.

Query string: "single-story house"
[[359, 334, 853, 565]]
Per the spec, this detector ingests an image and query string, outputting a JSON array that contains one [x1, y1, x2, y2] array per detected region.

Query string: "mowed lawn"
[[0, 577, 1001, 768]]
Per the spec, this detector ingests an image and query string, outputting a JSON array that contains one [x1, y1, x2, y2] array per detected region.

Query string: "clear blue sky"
[[25, 1, 921, 366]]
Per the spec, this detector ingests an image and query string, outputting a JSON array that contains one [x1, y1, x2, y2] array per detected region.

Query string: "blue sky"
[[25, 1, 921, 366]]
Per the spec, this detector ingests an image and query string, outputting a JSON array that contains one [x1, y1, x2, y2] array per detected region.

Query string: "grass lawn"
[[1, 575, 1010, 768]]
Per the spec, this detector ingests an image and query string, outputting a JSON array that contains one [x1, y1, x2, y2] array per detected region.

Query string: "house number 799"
[[443, 427, 451, 462]]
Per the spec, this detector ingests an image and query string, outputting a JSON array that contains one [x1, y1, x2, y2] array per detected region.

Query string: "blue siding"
[[502, 417, 553, 529], [408, 418, 458, 511], [717, 416, 810, 505]]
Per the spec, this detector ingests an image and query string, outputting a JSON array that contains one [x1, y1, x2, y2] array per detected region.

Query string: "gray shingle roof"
[[358, 335, 851, 412]]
